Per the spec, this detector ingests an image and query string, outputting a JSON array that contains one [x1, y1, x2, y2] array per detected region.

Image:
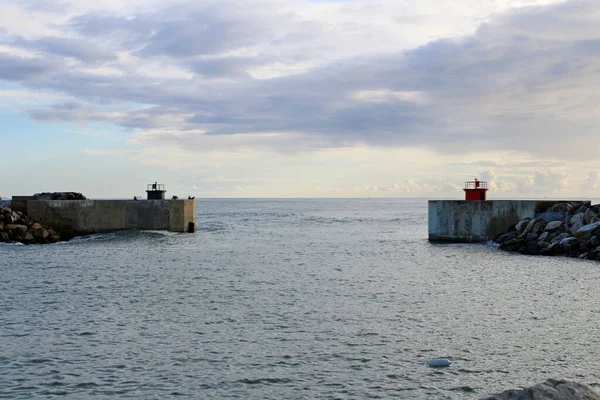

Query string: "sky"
[[0, 0, 599, 199]]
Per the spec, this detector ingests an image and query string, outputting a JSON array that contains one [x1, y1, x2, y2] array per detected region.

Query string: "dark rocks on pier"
[[495, 201, 600, 261], [480, 379, 600, 400], [0, 205, 61, 244], [33, 192, 87, 200]]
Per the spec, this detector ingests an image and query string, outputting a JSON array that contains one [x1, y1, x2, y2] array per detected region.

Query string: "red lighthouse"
[[464, 178, 488, 201]]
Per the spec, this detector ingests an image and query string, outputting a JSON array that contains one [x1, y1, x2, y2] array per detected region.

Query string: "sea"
[[1, 198, 600, 399]]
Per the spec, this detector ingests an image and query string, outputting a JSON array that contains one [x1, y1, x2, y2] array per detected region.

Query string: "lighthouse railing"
[[464, 181, 488, 190]]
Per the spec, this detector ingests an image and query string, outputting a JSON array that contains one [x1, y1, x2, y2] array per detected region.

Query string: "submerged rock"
[[480, 379, 600, 400]]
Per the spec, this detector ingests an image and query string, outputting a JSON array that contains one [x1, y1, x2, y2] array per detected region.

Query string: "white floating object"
[[427, 358, 451, 367]]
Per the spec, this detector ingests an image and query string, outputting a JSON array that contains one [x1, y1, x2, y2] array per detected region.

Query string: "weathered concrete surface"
[[428, 200, 582, 242], [480, 379, 600, 400], [12, 199, 196, 237]]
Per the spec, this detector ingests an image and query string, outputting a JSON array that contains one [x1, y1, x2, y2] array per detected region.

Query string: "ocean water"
[[1, 198, 600, 399]]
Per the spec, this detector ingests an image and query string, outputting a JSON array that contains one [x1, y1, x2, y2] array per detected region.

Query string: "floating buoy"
[[427, 358, 451, 367]]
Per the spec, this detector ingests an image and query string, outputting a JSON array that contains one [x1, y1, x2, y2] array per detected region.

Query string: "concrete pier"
[[10, 198, 196, 237], [428, 200, 576, 242]]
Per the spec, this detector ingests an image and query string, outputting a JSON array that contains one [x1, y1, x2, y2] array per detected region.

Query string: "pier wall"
[[428, 200, 574, 242], [10, 199, 196, 236]]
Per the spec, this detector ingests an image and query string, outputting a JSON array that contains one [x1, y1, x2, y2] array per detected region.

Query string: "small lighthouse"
[[464, 178, 488, 201], [146, 182, 166, 200]]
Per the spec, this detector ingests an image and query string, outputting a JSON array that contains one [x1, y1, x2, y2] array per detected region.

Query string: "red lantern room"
[[464, 178, 488, 201]]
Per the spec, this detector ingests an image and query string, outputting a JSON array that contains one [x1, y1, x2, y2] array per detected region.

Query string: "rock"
[[34, 191, 87, 200], [545, 221, 563, 232], [526, 243, 539, 255], [537, 211, 565, 223], [0, 232, 9, 242], [480, 379, 600, 400], [3, 213, 16, 224], [551, 233, 570, 245], [525, 233, 539, 243], [560, 237, 579, 250], [537, 240, 550, 249], [589, 249, 600, 260], [23, 232, 35, 244], [516, 219, 531, 233], [576, 222, 600, 238], [574, 203, 591, 215], [500, 238, 524, 252], [540, 242, 563, 256], [549, 203, 572, 213], [496, 231, 518, 244], [523, 218, 544, 235], [584, 209, 598, 224], [570, 214, 586, 235], [5, 224, 28, 236], [31, 223, 49, 239]]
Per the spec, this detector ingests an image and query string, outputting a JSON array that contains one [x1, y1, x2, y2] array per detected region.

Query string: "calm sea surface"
[[2, 199, 600, 399]]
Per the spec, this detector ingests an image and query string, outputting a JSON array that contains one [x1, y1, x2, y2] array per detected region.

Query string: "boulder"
[[525, 233, 539, 243], [576, 222, 600, 239], [551, 233, 570, 245], [549, 203, 572, 213], [540, 242, 563, 256], [523, 218, 545, 235], [560, 237, 579, 251], [537, 211, 565, 223], [537, 240, 550, 249], [575, 205, 589, 215], [584, 208, 598, 224], [538, 232, 550, 242], [570, 214, 586, 235], [31, 223, 49, 239], [519, 242, 539, 255], [496, 231, 518, 244], [5, 224, 28, 236], [480, 378, 600, 400], [579, 240, 593, 253], [501, 238, 524, 252], [516, 219, 531, 233], [3, 213, 16, 224], [545, 221, 563, 232]]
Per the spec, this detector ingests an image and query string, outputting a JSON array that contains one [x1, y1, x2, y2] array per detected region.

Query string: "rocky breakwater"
[[494, 201, 600, 260], [33, 191, 87, 200], [0, 205, 61, 244]]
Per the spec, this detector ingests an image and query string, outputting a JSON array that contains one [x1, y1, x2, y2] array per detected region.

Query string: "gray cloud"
[[17, 36, 117, 62], [3, 0, 599, 159], [0, 53, 56, 81]]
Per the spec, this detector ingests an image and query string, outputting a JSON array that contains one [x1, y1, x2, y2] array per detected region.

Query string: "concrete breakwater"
[[428, 200, 576, 242], [8, 197, 196, 241], [494, 201, 600, 260]]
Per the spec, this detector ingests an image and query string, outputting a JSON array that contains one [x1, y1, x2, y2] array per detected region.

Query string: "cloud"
[[2, 0, 598, 161]]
